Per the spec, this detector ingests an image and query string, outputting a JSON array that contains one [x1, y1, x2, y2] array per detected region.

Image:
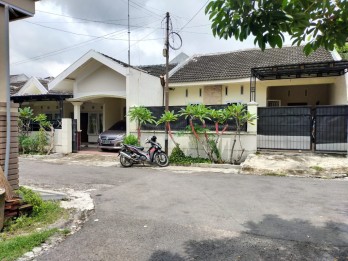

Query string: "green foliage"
[[128, 106, 156, 143], [123, 134, 139, 146], [3, 187, 65, 234], [336, 43, 348, 60], [19, 135, 39, 154], [157, 110, 178, 124], [206, 0, 348, 55], [0, 228, 58, 261], [18, 107, 33, 136], [169, 145, 211, 165]]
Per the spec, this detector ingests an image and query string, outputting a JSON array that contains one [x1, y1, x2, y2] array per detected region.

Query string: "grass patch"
[[3, 187, 67, 235], [0, 187, 68, 260], [310, 166, 325, 172], [0, 229, 58, 261], [264, 172, 286, 177]]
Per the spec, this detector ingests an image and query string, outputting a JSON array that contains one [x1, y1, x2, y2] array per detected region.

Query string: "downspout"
[[4, 4, 10, 179]]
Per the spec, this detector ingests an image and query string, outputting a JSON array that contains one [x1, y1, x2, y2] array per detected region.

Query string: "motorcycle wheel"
[[154, 152, 169, 167], [120, 154, 133, 167]]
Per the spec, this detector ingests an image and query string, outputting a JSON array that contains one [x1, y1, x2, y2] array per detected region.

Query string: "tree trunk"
[[167, 122, 179, 147], [0, 167, 13, 200], [47, 126, 55, 155]]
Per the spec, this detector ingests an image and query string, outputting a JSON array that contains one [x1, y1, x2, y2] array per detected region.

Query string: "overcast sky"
[[9, 0, 261, 78]]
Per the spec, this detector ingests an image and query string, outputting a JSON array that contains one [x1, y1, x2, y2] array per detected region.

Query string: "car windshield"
[[109, 121, 126, 131]]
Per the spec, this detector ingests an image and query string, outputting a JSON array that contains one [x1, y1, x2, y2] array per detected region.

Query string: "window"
[[240, 86, 244, 95], [225, 86, 228, 96], [99, 114, 103, 133], [88, 113, 98, 134], [185, 89, 188, 97], [199, 88, 202, 97]]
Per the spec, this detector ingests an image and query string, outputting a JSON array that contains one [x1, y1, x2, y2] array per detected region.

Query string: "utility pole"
[[164, 12, 170, 155], [128, 0, 131, 65]]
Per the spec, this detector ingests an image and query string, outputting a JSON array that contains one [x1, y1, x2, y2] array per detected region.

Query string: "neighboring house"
[[169, 46, 348, 107], [48, 50, 174, 144], [10, 76, 72, 124]]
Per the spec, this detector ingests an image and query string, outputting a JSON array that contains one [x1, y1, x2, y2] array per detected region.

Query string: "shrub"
[[169, 146, 211, 165], [123, 134, 139, 146], [19, 135, 39, 154]]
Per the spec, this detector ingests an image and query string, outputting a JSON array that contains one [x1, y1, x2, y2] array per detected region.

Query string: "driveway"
[[19, 158, 348, 260]]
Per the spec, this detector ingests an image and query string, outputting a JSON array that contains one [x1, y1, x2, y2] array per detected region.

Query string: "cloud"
[[9, 0, 259, 77]]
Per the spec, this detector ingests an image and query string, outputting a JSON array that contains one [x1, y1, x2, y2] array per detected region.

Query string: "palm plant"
[[157, 110, 179, 147], [128, 106, 156, 144], [209, 108, 231, 162], [227, 103, 257, 164], [179, 104, 213, 161]]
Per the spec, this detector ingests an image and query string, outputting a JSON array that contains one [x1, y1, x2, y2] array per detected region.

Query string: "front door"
[[80, 113, 89, 143]]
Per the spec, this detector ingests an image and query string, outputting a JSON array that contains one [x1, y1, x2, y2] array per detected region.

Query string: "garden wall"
[[130, 131, 257, 163]]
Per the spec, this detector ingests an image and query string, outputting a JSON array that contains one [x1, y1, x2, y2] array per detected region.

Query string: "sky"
[[9, 0, 260, 78]]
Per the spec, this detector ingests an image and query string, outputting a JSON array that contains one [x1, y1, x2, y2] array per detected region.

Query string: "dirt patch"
[[241, 152, 348, 178]]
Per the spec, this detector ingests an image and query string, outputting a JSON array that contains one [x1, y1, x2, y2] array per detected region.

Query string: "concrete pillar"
[[71, 101, 83, 131], [0, 5, 9, 103], [61, 118, 72, 154], [247, 101, 258, 133]]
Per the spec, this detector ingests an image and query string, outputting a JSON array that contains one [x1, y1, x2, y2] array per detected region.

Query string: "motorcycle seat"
[[133, 146, 144, 150]]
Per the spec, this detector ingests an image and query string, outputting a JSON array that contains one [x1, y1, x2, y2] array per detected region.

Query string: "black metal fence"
[[315, 105, 348, 152], [257, 106, 312, 150], [142, 105, 247, 132], [257, 105, 348, 153], [28, 119, 62, 131]]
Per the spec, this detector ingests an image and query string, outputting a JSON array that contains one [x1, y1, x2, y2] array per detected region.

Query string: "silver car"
[[97, 121, 126, 151]]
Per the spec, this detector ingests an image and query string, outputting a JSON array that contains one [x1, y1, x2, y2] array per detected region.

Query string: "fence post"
[[62, 118, 72, 154], [247, 101, 258, 133]]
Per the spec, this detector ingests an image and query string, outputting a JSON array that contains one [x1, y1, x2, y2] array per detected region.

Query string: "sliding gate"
[[258, 105, 348, 152], [257, 106, 312, 150]]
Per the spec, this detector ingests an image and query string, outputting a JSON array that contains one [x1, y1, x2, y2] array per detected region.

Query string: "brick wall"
[[0, 102, 19, 190]]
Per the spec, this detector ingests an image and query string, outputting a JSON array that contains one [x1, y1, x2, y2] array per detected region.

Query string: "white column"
[[71, 101, 83, 131], [247, 101, 258, 133], [61, 118, 72, 154]]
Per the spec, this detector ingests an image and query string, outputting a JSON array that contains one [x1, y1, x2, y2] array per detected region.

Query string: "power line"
[[11, 18, 163, 66], [178, 0, 209, 33]]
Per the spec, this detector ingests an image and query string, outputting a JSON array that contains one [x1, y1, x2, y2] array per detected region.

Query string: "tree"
[[227, 104, 257, 164], [179, 104, 214, 162], [33, 114, 54, 155], [128, 106, 156, 144], [209, 108, 231, 162], [205, 0, 348, 55], [157, 110, 180, 147]]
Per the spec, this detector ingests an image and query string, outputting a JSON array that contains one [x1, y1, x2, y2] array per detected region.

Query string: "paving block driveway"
[[20, 158, 348, 261]]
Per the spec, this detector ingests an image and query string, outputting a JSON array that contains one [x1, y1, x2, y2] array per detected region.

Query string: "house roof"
[[99, 52, 177, 77], [139, 64, 177, 77], [169, 46, 336, 83], [10, 77, 55, 96]]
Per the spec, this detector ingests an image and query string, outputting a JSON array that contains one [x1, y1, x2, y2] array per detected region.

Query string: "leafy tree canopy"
[[205, 0, 348, 55]]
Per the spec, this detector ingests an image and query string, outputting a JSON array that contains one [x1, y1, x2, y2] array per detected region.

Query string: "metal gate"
[[315, 105, 348, 152], [257, 105, 348, 153], [257, 106, 312, 150]]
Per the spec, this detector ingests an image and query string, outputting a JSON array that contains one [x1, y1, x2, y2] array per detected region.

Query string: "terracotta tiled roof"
[[169, 46, 335, 83]]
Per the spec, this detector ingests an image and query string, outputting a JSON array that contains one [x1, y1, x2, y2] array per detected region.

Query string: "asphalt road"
[[19, 158, 348, 261]]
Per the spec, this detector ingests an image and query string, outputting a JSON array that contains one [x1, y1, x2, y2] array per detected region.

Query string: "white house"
[[48, 50, 168, 144], [168, 46, 348, 107]]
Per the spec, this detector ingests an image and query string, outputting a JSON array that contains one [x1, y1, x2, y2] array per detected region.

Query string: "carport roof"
[[252, 60, 348, 80]]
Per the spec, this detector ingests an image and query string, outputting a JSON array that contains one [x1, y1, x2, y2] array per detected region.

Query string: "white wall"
[[126, 68, 163, 134], [75, 66, 126, 99], [330, 75, 348, 104], [169, 76, 347, 107], [130, 130, 257, 163]]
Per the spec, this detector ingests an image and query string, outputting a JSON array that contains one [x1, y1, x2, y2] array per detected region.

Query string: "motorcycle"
[[119, 136, 169, 167]]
